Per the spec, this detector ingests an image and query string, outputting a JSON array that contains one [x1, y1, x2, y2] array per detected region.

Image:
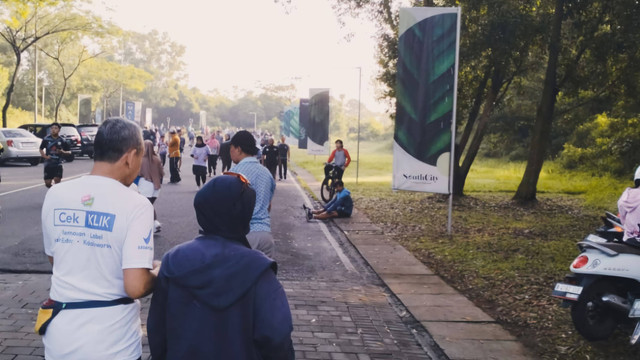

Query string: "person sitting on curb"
[[304, 180, 353, 220]]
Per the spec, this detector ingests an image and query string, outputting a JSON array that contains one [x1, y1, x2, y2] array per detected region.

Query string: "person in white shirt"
[[191, 135, 211, 189], [40, 117, 160, 360]]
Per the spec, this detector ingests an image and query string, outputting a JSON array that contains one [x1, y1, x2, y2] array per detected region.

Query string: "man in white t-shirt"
[[41, 117, 160, 360]]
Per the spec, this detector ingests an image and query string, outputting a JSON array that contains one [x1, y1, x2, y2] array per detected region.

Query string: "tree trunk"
[[54, 78, 68, 122], [452, 67, 491, 195], [423, 0, 436, 6], [457, 66, 491, 160], [513, 0, 564, 203], [2, 54, 21, 128], [453, 68, 502, 195]]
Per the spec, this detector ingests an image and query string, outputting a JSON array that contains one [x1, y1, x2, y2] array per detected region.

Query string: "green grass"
[[293, 142, 629, 211], [292, 140, 638, 359]]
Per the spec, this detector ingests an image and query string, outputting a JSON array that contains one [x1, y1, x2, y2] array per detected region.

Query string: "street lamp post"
[[356, 66, 362, 185], [34, 46, 38, 123], [42, 83, 46, 121], [249, 112, 257, 132]]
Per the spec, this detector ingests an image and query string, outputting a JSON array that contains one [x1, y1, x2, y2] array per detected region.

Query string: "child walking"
[[191, 136, 211, 189]]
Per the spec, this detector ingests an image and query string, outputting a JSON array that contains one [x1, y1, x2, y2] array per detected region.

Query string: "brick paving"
[[0, 274, 434, 360]]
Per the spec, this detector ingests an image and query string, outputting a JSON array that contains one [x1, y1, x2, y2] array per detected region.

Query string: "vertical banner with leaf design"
[[393, 7, 461, 194], [298, 98, 310, 149], [281, 103, 300, 145], [307, 88, 330, 155]]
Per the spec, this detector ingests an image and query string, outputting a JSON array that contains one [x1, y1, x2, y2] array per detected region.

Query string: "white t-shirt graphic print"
[[41, 175, 154, 360]]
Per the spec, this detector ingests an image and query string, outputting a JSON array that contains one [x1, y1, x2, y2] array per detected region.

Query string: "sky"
[[91, 0, 388, 112]]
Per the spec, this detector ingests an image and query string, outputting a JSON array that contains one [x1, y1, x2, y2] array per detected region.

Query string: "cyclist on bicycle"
[[324, 139, 351, 181]]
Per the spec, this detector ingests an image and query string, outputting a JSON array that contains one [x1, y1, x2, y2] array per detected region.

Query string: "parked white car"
[[0, 128, 42, 166]]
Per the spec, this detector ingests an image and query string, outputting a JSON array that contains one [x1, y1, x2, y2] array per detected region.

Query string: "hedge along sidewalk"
[[292, 164, 535, 360]]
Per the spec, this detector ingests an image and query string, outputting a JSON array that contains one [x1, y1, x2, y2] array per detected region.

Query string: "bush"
[[559, 114, 640, 177], [6, 107, 37, 128]]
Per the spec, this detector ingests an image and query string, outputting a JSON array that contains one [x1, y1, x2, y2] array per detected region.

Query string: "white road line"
[[291, 176, 356, 272], [0, 173, 89, 197]]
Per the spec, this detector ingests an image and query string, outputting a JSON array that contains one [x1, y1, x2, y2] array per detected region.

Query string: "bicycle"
[[321, 163, 341, 203]]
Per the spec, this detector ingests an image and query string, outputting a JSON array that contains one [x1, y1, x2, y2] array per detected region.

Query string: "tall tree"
[[514, 0, 564, 202], [40, 31, 102, 121], [0, 0, 93, 127], [117, 30, 186, 109], [452, 1, 538, 195], [76, 58, 151, 119], [513, 0, 640, 201]]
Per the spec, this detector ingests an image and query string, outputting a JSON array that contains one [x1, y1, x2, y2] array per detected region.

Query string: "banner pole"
[[447, 7, 462, 235]]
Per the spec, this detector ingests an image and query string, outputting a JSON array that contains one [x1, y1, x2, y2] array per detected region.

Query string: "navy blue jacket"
[[147, 236, 294, 360]]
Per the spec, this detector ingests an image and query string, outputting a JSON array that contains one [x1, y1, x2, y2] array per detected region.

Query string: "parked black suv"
[[18, 123, 82, 162], [76, 124, 99, 158]]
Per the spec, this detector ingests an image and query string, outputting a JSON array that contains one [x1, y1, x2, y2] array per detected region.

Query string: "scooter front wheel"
[[570, 280, 619, 341]]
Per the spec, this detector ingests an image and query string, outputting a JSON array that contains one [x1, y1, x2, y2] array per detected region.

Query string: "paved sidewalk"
[[0, 275, 433, 360], [294, 166, 536, 360]]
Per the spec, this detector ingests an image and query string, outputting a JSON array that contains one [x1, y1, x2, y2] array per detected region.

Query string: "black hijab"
[[193, 175, 256, 248]]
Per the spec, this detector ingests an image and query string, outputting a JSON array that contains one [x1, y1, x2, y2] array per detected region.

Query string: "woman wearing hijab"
[[147, 174, 294, 360], [138, 139, 164, 233], [190, 135, 210, 189]]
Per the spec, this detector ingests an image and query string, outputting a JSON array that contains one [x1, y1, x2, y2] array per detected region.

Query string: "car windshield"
[[1, 129, 33, 138], [78, 126, 98, 135], [59, 127, 79, 136]]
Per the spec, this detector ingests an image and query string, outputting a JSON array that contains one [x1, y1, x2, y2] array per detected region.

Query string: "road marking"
[[0, 173, 88, 197], [292, 176, 356, 272]]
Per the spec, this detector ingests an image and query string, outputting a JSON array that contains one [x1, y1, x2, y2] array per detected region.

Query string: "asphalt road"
[[0, 153, 362, 280], [0, 157, 94, 272]]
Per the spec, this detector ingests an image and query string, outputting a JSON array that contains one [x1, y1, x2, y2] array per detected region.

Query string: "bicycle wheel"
[[321, 177, 335, 203]]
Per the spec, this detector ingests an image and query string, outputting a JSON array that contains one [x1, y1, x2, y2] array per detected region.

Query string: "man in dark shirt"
[[277, 135, 290, 181], [219, 134, 232, 172], [39, 122, 71, 188], [262, 138, 279, 179]]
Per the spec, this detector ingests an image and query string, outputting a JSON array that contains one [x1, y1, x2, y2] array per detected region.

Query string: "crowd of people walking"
[[36, 118, 356, 360]]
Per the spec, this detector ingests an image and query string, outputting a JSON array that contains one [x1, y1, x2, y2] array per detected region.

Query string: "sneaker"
[[154, 220, 162, 233], [306, 209, 313, 221]]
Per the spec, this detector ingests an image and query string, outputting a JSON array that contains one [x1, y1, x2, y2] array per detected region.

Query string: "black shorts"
[[192, 165, 207, 176], [44, 163, 63, 180], [337, 210, 351, 218]]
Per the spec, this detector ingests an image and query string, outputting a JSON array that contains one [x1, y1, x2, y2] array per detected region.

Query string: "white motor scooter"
[[552, 212, 640, 344]]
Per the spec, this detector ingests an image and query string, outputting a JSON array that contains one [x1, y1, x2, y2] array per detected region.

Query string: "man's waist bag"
[[35, 297, 133, 335]]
